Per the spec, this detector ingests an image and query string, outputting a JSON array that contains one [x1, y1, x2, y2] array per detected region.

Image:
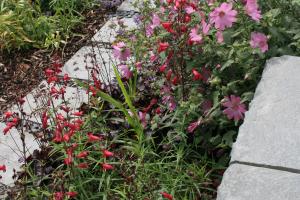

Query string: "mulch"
[[0, 5, 117, 113]]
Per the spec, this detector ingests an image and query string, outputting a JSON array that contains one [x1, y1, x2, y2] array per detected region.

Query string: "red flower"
[[159, 64, 167, 72], [72, 111, 83, 117], [66, 191, 78, 198], [42, 111, 48, 129], [161, 22, 174, 33], [0, 165, 6, 172], [54, 192, 64, 200], [77, 163, 89, 169], [63, 73, 70, 82], [102, 150, 114, 158], [102, 163, 114, 171], [184, 14, 191, 23], [166, 69, 172, 81], [45, 69, 54, 77], [76, 151, 89, 158], [158, 42, 169, 53], [87, 133, 102, 142], [3, 122, 15, 135], [160, 192, 173, 200], [192, 68, 203, 81], [4, 111, 13, 119], [155, 107, 162, 115], [64, 147, 73, 166], [172, 76, 179, 85]]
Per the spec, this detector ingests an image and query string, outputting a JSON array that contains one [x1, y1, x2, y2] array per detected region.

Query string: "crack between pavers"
[[230, 161, 300, 174]]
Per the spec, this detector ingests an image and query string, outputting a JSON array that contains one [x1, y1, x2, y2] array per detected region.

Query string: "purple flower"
[[118, 64, 132, 79], [112, 42, 131, 61], [222, 95, 247, 121], [189, 26, 203, 43], [250, 32, 268, 53], [245, 0, 261, 22], [209, 3, 238, 31]]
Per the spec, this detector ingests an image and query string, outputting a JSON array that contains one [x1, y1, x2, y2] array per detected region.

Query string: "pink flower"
[[118, 64, 133, 79], [185, 6, 195, 14], [112, 42, 131, 61], [138, 111, 148, 128], [146, 24, 154, 37], [187, 119, 201, 133], [216, 30, 224, 43], [54, 192, 64, 200], [201, 20, 211, 35], [222, 95, 247, 121], [245, 0, 261, 22], [209, 3, 237, 30], [189, 27, 203, 43], [250, 32, 268, 53], [151, 13, 161, 28]]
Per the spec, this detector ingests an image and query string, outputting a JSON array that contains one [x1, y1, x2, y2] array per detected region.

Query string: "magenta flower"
[[118, 64, 132, 79], [201, 20, 211, 35], [245, 0, 261, 22], [250, 32, 268, 53], [151, 13, 161, 28], [209, 3, 237, 30], [216, 30, 224, 43], [185, 6, 195, 14], [189, 26, 203, 43], [112, 42, 131, 61], [187, 119, 202, 133], [222, 95, 247, 121]]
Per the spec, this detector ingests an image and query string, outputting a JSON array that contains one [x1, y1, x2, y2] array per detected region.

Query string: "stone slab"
[[117, 0, 155, 12], [231, 56, 300, 169], [92, 17, 137, 43], [9, 81, 88, 124], [0, 122, 39, 186], [117, 0, 139, 12], [217, 164, 300, 200], [60, 46, 117, 82]]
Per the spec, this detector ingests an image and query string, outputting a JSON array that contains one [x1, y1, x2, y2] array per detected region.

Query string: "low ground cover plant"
[[1, 0, 300, 199], [0, 0, 97, 50]]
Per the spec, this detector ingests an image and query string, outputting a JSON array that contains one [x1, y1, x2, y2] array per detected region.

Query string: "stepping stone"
[[230, 56, 300, 169], [10, 81, 88, 124], [117, 0, 156, 12], [60, 46, 117, 83], [217, 164, 300, 200], [92, 17, 137, 43], [0, 122, 39, 186], [117, 0, 139, 12]]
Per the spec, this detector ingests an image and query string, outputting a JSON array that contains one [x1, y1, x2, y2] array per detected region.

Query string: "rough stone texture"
[[92, 17, 137, 43], [117, 0, 139, 12], [217, 164, 300, 200], [60, 46, 117, 82], [0, 123, 39, 186], [117, 0, 155, 12], [10, 81, 88, 124], [231, 56, 300, 169]]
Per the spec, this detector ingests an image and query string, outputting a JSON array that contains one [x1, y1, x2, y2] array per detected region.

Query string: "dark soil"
[[0, 5, 117, 113]]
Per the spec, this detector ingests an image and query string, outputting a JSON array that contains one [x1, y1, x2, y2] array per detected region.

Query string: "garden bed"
[[0, 2, 119, 112], [0, 0, 300, 199]]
